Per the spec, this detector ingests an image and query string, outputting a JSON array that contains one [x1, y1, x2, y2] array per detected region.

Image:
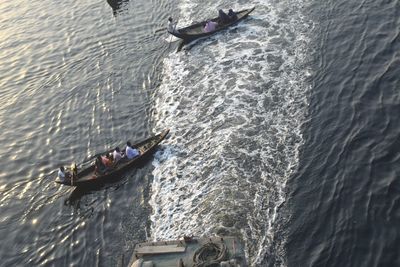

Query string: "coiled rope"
[[193, 242, 227, 267]]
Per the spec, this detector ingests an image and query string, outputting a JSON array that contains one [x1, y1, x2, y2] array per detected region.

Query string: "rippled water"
[[0, 0, 173, 265], [287, 0, 400, 266], [2, 0, 397, 266]]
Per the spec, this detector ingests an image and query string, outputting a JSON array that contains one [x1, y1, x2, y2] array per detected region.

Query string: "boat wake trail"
[[151, 0, 313, 265]]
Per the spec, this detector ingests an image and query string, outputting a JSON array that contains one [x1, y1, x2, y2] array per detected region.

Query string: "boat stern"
[[128, 236, 247, 267]]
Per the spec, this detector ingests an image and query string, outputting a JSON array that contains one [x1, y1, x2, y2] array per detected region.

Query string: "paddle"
[[81, 147, 114, 166], [70, 163, 77, 186], [154, 28, 166, 34]]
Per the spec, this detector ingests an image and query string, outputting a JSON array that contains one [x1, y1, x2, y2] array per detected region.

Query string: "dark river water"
[[287, 0, 400, 266], [0, 0, 399, 266]]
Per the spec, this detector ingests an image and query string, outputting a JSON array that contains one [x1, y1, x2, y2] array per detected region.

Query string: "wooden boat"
[[168, 7, 255, 43], [127, 236, 247, 267], [106, 0, 129, 15], [55, 129, 169, 187]]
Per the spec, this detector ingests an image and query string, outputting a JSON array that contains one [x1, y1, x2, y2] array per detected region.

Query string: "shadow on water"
[[106, 0, 130, 16], [176, 38, 217, 52], [66, 185, 101, 206], [176, 40, 186, 52], [65, 172, 130, 202]]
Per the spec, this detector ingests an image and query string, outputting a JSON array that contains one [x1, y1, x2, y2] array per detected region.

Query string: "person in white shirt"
[[204, 20, 218, 33], [168, 17, 179, 34], [57, 166, 69, 182], [113, 147, 122, 163], [125, 141, 140, 159]]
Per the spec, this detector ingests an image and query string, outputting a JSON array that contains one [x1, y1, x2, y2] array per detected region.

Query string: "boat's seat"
[[129, 259, 154, 267], [136, 244, 186, 255], [220, 259, 239, 266], [142, 261, 154, 267]]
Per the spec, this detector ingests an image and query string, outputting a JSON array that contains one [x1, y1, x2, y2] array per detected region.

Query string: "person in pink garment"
[[204, 20, 218, 33]]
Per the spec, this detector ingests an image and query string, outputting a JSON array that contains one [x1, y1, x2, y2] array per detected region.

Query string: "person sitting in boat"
[[167, 17, 179, 34], [218, 9, 230, 24], [70, 163, 77, 181], [101, 153, 114, 168], [228, 9, 238, 21], [113, 146, 122, 163], [204, 20, 218, 33], [95, 155, 107, 175], [125, 141, 140, 159], [57, 166, 70, 182]]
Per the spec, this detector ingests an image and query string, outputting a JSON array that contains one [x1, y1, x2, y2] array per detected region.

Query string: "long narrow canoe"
[[168, 7, 255, 43], [55, 129, 169, 187]]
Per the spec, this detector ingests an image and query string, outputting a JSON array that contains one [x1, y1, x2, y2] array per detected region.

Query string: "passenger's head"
[[168, 17, 173, 22], [127, 141, 132, 147], [115, 146, 120, 152], [60, 166, 64, 172]]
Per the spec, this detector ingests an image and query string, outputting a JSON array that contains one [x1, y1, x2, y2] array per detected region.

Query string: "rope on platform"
[[193, 242, 227, 267]]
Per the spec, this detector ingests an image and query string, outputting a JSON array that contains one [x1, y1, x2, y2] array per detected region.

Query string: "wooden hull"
[[55, 129, 169, 187], [169, 7, 255, 43]]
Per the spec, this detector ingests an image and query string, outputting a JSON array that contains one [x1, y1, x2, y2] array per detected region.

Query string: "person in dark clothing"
[[218, 9, 230, 24], [228, 9, 238, 21]]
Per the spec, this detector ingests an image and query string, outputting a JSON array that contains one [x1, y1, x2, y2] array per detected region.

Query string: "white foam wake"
[[150, 0, 313, 265]]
